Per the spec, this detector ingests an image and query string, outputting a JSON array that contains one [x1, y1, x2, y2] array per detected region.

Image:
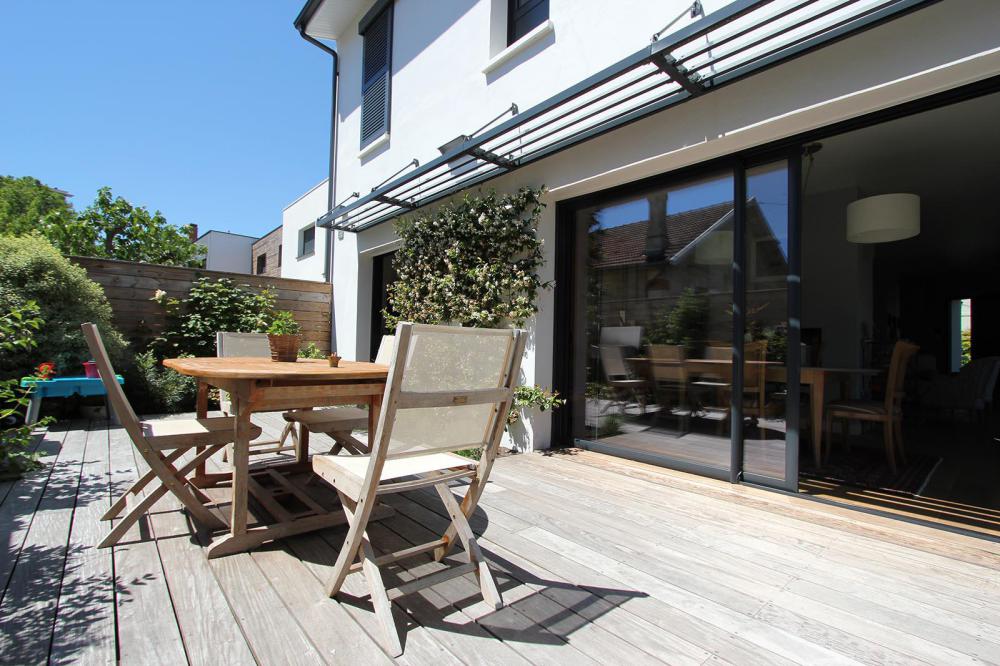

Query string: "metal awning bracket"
[[373, 194, 416, 209], [468, 147, 516, 169], [650, 52, 705, 96]]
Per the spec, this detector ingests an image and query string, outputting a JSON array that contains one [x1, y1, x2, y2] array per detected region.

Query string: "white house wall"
[[281, 179, 332, 282], [197, 232, 255, 274], [319, 0, 1000, 450]]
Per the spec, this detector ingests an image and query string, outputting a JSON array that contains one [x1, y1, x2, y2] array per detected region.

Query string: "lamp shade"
[[694, 230, 733, 265], [846, 193, 920, 243]]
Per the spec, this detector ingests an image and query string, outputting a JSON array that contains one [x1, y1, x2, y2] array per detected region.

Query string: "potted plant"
[[266, 311, 302, 362]]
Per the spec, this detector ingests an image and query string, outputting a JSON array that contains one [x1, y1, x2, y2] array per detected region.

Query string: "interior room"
[[569, 90, 1000, 535], [797, 90, 1000, 534]]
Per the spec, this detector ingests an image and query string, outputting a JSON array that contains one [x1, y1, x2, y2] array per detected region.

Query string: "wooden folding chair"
[[312, 323, 525, 656], [216, 331, 296, 459], [81, 323, 260, 548], [283, 334, 395, 455]]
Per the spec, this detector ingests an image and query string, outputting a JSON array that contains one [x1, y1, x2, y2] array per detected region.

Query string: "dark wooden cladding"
[[70, 256, 332, 354]]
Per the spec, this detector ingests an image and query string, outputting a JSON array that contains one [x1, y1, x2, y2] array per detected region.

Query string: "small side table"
[[20, 375, 125, 424]]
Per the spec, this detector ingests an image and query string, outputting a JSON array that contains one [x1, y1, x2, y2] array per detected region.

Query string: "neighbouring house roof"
[[196, 230, 260, 242], [590, 198, 775, 269], [316, 0, 938, 233]]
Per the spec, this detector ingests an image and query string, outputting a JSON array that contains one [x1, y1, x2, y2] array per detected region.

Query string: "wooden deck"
[[3, 414, 1000, 665]]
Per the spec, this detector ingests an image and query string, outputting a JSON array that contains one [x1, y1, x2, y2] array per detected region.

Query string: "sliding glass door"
[[558, 154, 800, 489], [740, 158, 799, 491]]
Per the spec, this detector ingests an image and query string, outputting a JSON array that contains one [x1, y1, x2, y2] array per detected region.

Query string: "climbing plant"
[[386, 187, 549, 329]]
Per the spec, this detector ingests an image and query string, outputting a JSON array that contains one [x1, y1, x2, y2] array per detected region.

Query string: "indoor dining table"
[[630, 356, 881, 468], [163, 356, 389, 558]]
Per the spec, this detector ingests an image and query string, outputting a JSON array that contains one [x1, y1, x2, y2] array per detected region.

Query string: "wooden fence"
[[71, 256, 332, 354]]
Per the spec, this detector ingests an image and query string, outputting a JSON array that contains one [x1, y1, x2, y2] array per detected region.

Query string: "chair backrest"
[[370, 323, 525, 466], [599, 345, 631, 380], [885, 340, 920, 412], [743, 340, 768, 388], [81, 323, 144, 445], [216, 331, 271, 357], [216, 332, 271, 414], [373, 335, 394, 365], [648, 344, 685, 383]]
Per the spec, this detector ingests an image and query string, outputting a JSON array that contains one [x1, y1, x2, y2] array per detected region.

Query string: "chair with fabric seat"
[[283, 335, 394, 455], [216, 332, 297, 459], [81, 323, 260, 548], [599, 344, 650, 415], [824, 340, 919, 472], [312, 323, 525, 656]]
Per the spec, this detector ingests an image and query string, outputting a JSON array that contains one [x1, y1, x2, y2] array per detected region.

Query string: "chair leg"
[[893, 417, 907, 466], [330, 491, 402, 656], [102, 449, 186, 521], [434, 483, 502, 610], [100, 445, 224, 548], [883, 419, 897, 474], [823, 412, 834, 463]]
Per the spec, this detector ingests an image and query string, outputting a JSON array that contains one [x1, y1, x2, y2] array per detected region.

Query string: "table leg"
[[25, 396, 41, 425], [811, 376, 825, 468], [296, 407, 311, 465], [368, 392, 382, 449], [195, 381, 209, 479], [230, 394, 251, 536]]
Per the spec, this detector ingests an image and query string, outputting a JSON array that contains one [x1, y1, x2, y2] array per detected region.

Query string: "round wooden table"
[[163, 357, 389, 558]]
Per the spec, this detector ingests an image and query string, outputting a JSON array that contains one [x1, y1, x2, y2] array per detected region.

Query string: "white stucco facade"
[[196, 230, 256, 274], [281, 178, 332, 282], [291, 0, 1000, 451]]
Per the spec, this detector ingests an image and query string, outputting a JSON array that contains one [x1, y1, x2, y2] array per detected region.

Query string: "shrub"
[[646, 287, 709, 354], [126, 350, 198, 415], [151, 277, 276, 358], [387, 187, 548, 328], [298, 342, 324, 359], [1, 300, 51, 478], [0, 234, 126, 379]]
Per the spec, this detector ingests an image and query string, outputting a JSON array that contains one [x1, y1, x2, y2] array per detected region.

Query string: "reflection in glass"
[[742, 161, 790, 480], [572, 172, 735, 472]]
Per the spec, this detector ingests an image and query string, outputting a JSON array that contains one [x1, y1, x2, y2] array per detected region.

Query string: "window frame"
[[298, 224, 317, 259], [359, 0, 394, 149], [255, 253, 267, 275], [507, 0, 548, 46]]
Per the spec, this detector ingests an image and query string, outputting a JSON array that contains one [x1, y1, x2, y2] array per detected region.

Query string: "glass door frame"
[[734, 149, 801, 492], [552, 148, 802, 491]]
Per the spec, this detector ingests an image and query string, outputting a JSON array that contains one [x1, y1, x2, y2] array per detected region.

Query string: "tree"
[[0, 175, 75, 237], [62, 187, 205, 267]]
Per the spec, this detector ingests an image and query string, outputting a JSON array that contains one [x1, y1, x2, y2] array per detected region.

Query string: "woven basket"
[[267, 334, 301, 362]]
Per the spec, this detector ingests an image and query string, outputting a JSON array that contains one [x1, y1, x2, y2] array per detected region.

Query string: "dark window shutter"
[[361, 4, 393, 148], [507, 0, 548, 45]]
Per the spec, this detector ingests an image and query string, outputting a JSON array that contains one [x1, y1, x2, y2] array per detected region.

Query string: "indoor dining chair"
[[217, 331, 297, 459], [311, 323, 525, 656], [824, 339, 920, 472], [283, 334, 394, 455], [81, 323, 260, 548]]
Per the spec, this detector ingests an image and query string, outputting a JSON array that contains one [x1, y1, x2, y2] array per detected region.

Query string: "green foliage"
[[0, 175, 75, 238], [298, 342, 324, 359], [267, 311, 301, 336], [387, 187, 549, 328], [0, 300, 51, 479], [58, 187, 204, 267], [961, 329, 971, 367], [508, 385, 565, 425], [151, 278, 276, 358], [0, 234, 127, 379], [646, 288, 709, 353], [0, 179, 203, 268], [127, 351, 198, 415]]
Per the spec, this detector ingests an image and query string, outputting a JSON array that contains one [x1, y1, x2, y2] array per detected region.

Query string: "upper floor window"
[[299, 225, 316, 258], [507, 0, 548, 45], [360, 1, 393, 148], [256, 254, 267, 275], [278, 244, 282, 267]]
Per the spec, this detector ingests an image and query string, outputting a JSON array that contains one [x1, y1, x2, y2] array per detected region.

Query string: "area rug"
[[799, 445, 941, 495]]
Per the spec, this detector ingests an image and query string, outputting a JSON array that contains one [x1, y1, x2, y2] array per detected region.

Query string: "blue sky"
[[1, 2, 330, 238]]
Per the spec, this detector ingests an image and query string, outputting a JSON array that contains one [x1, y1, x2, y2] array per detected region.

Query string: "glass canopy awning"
[[320, 0, 938, 232]]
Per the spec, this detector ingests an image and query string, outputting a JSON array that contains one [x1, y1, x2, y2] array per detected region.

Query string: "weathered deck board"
[[2, 415, 999, 665]]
